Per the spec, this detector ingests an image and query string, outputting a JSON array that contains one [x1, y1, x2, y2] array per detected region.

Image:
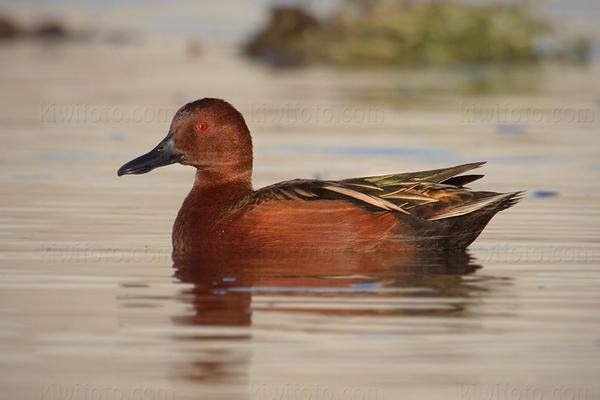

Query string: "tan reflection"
[[173, 250, 480, 325], [171, 250, 480, 383]]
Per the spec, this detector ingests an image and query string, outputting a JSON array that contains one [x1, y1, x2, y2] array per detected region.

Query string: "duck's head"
[[117, 98, 252, 179]]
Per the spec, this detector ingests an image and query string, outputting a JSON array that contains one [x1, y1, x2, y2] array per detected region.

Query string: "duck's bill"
[[117, 134, 183, 176]]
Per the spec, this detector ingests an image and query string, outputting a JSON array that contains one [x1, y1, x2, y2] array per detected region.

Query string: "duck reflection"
[[173, 250, 481, 326], [171, 250, 482, 383]]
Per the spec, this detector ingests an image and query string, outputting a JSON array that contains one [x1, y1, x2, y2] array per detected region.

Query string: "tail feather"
[[428, 191, 523, 221], [406, 191, 524, 249], [441, 174, 484, 187], [495, 191, 525, 212], [359, 161, 487, 187]]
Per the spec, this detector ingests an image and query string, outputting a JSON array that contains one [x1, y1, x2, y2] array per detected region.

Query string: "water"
[[1, 39, 600, 400]]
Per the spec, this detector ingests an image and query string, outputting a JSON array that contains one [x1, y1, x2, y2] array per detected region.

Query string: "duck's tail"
[[428, 191, 524, 221], [407, 191, 524, 250], [444, 191, 523, 249]]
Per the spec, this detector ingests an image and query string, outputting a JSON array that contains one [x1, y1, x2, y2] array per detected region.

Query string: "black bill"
[[117, 134, 183, 176]]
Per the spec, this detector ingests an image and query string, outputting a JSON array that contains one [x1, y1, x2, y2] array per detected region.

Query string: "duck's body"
[[118, 98, 521, 257], [172, 162, 520, 256]]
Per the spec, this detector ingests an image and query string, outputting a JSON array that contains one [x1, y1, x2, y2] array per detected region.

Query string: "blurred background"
[[1, 0, 599, 191], [1, 1, 599, 399]]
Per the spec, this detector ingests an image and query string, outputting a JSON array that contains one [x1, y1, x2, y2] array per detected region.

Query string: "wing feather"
[[322, 185, 409, 214], [228, 162, 519, 222]]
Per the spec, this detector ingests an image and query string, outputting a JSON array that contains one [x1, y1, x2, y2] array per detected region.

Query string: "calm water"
[[1, 39, 599, 400]]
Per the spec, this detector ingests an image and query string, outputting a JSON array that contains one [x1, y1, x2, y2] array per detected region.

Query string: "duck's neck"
[[173, 162, 253, 252]]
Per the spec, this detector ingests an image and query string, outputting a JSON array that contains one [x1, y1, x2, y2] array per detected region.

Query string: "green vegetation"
[[244, 1, 590, 67]]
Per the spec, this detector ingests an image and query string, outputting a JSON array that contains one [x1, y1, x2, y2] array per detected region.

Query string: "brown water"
[[1, 40, 600, 400]]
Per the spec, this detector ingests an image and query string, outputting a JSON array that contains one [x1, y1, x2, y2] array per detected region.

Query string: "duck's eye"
[[196, 122, 208, 131]]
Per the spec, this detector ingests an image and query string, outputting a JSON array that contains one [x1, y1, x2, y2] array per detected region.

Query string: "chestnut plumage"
[[118, 98, 522, 258]]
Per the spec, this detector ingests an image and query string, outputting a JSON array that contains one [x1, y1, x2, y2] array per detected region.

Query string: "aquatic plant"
[[244, 1, 589, 67]]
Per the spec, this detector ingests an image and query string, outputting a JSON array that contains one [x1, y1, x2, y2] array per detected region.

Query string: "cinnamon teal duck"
[[117, 98, 521, 257]]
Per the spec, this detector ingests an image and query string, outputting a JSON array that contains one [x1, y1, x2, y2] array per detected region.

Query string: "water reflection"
[[173, 250, 482, 327], [170, 251, 484, 383]]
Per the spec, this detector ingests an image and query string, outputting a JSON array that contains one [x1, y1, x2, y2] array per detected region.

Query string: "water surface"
[[0, 39, 599, 400]]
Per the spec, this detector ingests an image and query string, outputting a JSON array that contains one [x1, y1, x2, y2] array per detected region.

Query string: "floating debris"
[[532, 191, 560, 198], [496, 124, 528, 135]]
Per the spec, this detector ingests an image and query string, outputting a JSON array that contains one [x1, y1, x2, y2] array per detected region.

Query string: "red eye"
[[196, 122, 207, 131]]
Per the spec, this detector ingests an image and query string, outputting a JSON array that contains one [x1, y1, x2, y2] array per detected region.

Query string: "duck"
[[118, 98, 521, 258]]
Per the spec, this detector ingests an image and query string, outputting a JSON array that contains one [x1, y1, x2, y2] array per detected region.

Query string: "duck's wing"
[[348, 161, 486, 186], [236, 162, 521, 221]]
